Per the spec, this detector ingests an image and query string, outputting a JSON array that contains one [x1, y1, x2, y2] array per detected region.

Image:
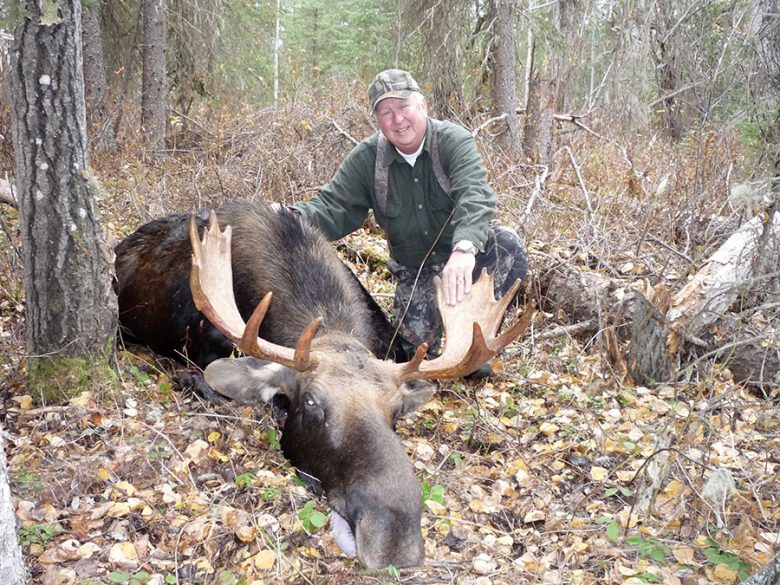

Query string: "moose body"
[[115, 201, 402, 368], [115, 199, 532, 569]]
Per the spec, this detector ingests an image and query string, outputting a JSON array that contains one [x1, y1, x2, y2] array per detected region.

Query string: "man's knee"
[[489, 224, 529, 284]]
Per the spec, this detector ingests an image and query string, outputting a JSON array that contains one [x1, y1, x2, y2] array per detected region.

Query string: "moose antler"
[[189, 211, 321, 371], [397, 269, 536, 382]]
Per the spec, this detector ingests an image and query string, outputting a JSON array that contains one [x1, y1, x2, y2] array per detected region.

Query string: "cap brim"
[[372, 90, 415, 109]]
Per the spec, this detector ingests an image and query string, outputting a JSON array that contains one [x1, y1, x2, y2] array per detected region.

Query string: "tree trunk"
[[628, 288, 671, 385], [81, 1, 117, 153], [651, 0, 686, 141], [748, 0, 780, 308], [0, 424, 26, 584], [142, 0, 167, 151], [740, 553, 780, 585], [10, 0, 118, 404], [491, 0, 521, 156]]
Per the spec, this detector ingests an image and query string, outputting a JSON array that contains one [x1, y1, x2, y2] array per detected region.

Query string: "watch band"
[[453, 240, 477, 255]]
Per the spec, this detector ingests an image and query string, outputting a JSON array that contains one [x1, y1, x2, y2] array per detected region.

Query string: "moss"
[[27, 349, 118, 405]]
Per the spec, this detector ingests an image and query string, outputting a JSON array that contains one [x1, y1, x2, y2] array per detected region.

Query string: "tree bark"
[[81, 1, 117, 153], [142, 0, 167, 151], [0, 424, 26, 584], [651, 0, 686, 141], [491, 0, 521, 156], [10, 0, 118, 403], [628, 288, 671, 385], [748, 0, 780, 308], [740, 553, 780, 585]]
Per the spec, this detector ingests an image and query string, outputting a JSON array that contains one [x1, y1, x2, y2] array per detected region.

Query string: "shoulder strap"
[[430, 119, 451, 195], [374, 132, 390, 222], [374, 119, 452, 220]]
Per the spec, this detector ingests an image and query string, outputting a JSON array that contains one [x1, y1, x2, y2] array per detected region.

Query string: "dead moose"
[[114, 200, 534, 569]]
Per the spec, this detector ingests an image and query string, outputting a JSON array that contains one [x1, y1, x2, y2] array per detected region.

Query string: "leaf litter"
[[3, 242, 779, 584]]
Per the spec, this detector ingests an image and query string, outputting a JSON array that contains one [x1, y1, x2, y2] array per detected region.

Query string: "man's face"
[[375, 95, 428, 155]]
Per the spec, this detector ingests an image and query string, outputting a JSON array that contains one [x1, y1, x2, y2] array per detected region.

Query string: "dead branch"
[[471, 113, 508, 138], [330, 119, 359, 146], [518, 164, 549, 225], [563, 146, 595, 218]]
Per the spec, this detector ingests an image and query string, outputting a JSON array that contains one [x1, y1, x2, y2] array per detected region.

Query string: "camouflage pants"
[[389, 223, 528, 357]]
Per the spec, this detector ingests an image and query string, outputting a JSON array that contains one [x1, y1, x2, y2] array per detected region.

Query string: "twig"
[[167, 108, 217, 138], [563, 146, 595, 219], [471, 113, 508, 137], [681, 333, 772, 373], [518, 165, 549, 225], [553, 114, 605, 140], [645, 233, 694, 263], [330, 119, 358, 145]]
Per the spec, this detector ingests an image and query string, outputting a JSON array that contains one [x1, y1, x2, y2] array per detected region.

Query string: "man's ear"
[[398, 379, 437, 416]]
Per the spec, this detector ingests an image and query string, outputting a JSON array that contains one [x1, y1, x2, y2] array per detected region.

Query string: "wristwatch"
[[452, 240, 477, 255]]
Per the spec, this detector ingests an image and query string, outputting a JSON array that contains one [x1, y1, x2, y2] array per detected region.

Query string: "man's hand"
[[441, 250, 476, 306]]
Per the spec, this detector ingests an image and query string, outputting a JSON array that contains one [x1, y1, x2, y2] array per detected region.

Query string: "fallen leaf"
[[108, 541, 139, 570]]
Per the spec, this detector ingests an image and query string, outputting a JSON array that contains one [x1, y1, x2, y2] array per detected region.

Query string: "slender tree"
[[10, 0, 118, 403], [142, 0, 167, 151], [82, 0, 117, 153], [491, 0, 521, 155], [747, 0, 780, 306], [651, 0, 686, 141]]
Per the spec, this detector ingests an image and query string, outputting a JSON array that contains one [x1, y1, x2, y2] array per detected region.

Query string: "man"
[[292, 69, 528, 377]]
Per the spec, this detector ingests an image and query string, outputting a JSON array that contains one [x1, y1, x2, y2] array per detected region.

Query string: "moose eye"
[[301, 393, 325, 425]]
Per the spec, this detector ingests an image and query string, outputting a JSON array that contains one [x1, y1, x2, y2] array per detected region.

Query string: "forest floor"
[[0, 98, 778, 584]]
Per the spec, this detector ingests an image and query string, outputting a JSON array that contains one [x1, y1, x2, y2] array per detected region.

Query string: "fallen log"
[[533, 210, 780, 394]]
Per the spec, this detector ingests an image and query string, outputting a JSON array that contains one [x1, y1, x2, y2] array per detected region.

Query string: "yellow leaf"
[[115, 481, 137, 496], [68, 392, 92, 407], [236, 526, 257, 542], [208, 448, 229, 462], [252, 549, 276, 571], [539, 422, 559, 436], [425, 500, 447, 515], [108, 502, 131, 517], [711, 563, 738, 583], [108, 542, 139, 570], [97, 468, 111, 481], [617, 507, 639, 528], [195, 557, 215, 574], [12, 395, 33, 409], [664, 480, 685, 497], [672, 546, 696, 565], [506, 458, 529, 475], [590, 466, 609, 481], [208, 431, 221, 443]]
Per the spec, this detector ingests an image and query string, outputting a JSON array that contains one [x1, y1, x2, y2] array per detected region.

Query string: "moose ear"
[[398, 379, 437, 417], [203, 357, 300, 404]]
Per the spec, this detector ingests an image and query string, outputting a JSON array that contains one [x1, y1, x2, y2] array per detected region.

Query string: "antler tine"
[[189, 212, 318, 372], [397, 269, 536, 382]]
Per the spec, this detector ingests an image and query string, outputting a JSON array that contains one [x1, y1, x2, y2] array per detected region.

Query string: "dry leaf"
[[108, 541, 139, 570]]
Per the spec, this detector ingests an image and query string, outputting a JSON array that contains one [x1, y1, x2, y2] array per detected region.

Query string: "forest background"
[[0, 1, 778, 584]]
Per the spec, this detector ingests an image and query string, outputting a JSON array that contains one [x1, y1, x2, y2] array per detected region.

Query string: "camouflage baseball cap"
[[368, 69, 421, 110]]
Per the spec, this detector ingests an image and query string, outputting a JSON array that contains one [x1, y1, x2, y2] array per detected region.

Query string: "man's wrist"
[[452, 240, 477, 255]]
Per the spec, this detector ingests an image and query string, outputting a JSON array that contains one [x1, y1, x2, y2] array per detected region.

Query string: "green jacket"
[[292, 118, 496, 270]]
